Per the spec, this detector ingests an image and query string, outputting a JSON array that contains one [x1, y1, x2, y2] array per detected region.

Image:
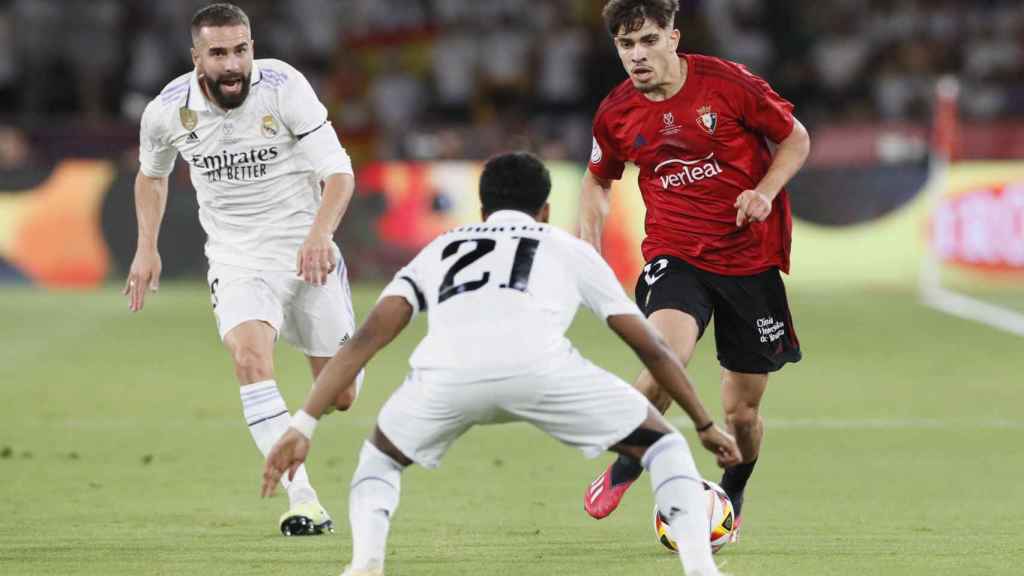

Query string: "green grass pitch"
[[1, 283, 1021, 575]]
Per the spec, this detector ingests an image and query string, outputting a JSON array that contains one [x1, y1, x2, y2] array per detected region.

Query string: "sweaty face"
[[192, 25, 253, 110], [613, 19, 680, 94]]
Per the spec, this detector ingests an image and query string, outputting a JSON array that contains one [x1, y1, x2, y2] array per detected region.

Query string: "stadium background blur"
[[2, 2, 1023, 575], [2, 0, 1024, 285]]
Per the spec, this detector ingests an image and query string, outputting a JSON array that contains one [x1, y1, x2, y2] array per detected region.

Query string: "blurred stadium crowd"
[[0, 0, 1023, 167]]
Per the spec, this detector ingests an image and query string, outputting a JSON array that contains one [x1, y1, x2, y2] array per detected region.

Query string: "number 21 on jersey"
[[438, 237, 540, 304]]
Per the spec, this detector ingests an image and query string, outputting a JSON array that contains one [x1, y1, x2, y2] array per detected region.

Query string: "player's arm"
[[730, 66, 811, 227], [579, 170, 614, 254], [261, 295, 413, 496], [127, 100, 176, 312], [306, 295, 411, 417], [581, 116, 625, 253], [124, 172, 168, 312], [279, 66, 358, 285], [607, 314, 741, 467], [298, 168, 355, 286], [735, 117, 810, 226]]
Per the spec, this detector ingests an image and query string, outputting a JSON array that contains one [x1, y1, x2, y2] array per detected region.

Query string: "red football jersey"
[[589, 54, 796, 276]]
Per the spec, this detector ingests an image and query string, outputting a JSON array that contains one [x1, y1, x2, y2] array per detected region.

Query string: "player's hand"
[[734, 189, 773, 227], [261, 428, 310, 498], [297, 231, 336, 286], [123, 248, 162, 312], [697, 424, 742, 468]]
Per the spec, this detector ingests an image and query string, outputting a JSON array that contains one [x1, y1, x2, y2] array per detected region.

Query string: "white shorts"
[[376, 350, 651, 469], [207, 258, 358, 358]]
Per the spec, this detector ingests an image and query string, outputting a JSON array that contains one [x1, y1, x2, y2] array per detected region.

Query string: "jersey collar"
[[186, 61, 262, 112], [485, 210, 538, 223]]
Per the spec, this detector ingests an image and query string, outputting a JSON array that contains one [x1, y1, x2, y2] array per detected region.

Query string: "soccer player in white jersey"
[[124, 3, 360, 535], [261, 152, 742, 576]]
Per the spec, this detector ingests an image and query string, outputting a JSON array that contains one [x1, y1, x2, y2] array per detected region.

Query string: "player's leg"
[[295, 258, 364, 412], [611, 408, 721, 576], [306, 355, 358, 413], [225, 320, 329, 534], [635, 310, 701, 412], [718, 369, 767, 523], [211, 265, 328, 534], [344, 426, 411, 576], [524, 358, 720, 575], [708, 266, 801, 537], [585, 256, 713, 520], [346, 371, 474, 575], [587, 309, 701, 518]]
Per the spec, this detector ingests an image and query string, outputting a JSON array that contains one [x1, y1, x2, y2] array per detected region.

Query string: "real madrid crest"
[[696, 105, 718, 136], [179, 107, 198, 131], [261, 115, 279, 138]]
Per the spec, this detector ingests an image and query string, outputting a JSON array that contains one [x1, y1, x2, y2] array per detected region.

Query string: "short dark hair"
[[479, 152, 551, 216], [602, 0, 679, 36], [191, 3, 251, 45]]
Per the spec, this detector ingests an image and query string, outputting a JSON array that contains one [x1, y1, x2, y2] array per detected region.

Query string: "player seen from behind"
[[262, 152, 742, 576]]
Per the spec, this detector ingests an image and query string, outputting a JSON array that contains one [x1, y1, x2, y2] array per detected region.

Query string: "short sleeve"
[[379, 252, 429, 316], [589, 112, 626, 181], [278, 67, 329, 137], [732, 65, 795, 143], [138, 101, 177, 178], [573, 240, 643, 320]]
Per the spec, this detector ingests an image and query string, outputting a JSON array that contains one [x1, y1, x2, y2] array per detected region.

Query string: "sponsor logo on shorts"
[[756, 315, 786, 344], [339, 333, 350, 347]]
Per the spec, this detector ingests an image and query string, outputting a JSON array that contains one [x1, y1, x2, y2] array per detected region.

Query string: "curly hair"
[[602, 0, 679, 36], [479, 152, 551, 216]]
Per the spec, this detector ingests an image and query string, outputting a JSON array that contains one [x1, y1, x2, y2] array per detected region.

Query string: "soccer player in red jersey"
[[580, 0, 811, 541]]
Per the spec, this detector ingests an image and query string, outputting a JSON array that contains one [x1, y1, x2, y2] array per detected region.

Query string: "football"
[[653, 480, 735, 554]]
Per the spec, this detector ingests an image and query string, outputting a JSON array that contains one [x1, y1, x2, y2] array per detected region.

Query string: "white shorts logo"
[[644, 258, 669, 286], [590, 137, 603, 165]]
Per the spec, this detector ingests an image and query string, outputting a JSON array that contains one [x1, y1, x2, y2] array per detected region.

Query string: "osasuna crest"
[[261, 115, 279, 138], [696, 105, 717, 135], [179, 107, 198, 131]]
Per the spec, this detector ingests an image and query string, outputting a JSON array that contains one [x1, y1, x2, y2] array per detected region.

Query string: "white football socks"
[[348, 440, 403, 573], [240, 380, 318, 507], [643, 434, 719, 576]]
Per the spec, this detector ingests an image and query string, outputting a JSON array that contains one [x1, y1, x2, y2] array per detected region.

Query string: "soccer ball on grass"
[[653, 480, 735, 554]]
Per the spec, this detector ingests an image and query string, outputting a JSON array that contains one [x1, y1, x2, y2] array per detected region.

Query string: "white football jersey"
[[381, 210, 643, 383], [139, 59, 353, 271]]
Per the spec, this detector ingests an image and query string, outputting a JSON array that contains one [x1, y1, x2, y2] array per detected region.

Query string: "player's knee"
[[636, 375, 672, 412], [231, 345, 273, 382], [725, 404, 760, 434]]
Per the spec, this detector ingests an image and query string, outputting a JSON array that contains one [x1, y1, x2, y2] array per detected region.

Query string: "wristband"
[[695, 420, 714, 433], [290, 410, 318, 440]]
